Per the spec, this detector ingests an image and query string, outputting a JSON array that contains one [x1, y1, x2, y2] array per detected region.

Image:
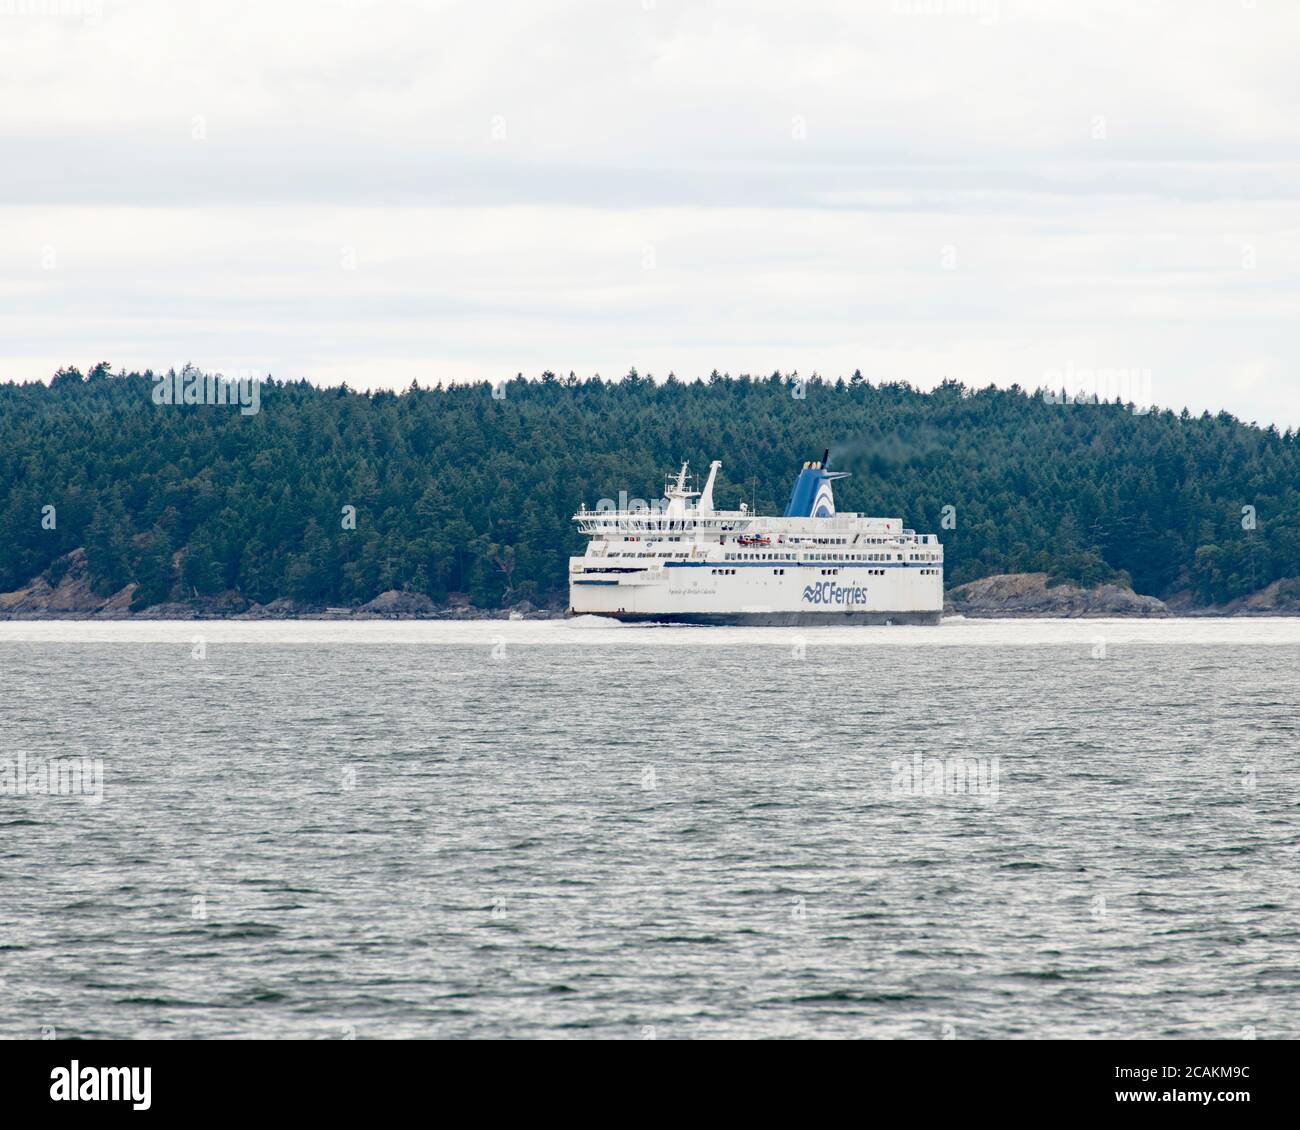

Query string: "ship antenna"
[[822, 448, 830, 468]]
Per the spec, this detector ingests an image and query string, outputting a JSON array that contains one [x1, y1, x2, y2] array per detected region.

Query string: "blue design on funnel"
[[783, 455, 851, 518]]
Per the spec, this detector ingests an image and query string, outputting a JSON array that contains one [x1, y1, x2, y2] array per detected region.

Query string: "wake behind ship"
[[569, 453, 943, 625]]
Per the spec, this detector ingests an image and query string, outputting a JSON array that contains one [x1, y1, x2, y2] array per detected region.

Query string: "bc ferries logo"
[[802, 581, 868, 607]]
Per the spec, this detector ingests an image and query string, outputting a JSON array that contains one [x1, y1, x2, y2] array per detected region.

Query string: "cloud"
[[0, 0, 1297, 425]]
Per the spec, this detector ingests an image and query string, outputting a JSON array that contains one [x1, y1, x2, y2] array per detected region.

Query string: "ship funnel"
[[783, 452, 851, 518]]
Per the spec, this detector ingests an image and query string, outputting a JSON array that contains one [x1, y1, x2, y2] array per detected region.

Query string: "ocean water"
[[1, 617, 1297, 1040]]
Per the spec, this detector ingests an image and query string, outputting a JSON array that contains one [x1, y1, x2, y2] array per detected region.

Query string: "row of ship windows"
[[612, 551, 892, 561], [607, 549, 942, 561], [715, 536, 883, 546], [595, 533, 930, 546], [608, 545, 937, 560], [796, 536, 919, 545], [707, 566, 919, 577], [723, 552, 910, 562], [919, 568, 940, 575], [590, 528, 917, 545], [721, 552, 943, 562]]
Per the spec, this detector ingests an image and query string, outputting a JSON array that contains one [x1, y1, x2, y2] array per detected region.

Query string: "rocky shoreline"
[[0, 549, 565, 621], [3, 552, 1298, 621], [946, 572, 1169, 618], [946, 572, 1300, 618]]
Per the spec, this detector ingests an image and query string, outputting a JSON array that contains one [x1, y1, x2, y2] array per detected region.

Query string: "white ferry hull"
[[574, 609, 942, 626], [570, 562, 943, 624]]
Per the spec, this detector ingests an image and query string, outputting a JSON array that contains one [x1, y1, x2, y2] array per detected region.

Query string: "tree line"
[[1, 364, 1296, 609]]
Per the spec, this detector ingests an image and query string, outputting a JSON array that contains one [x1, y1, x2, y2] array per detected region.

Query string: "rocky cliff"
[[0, 548, 137, 617], [946, 572, 1170, 618]]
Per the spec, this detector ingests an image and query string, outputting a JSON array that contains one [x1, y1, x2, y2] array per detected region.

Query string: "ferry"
[[568, 452, 943, 625]]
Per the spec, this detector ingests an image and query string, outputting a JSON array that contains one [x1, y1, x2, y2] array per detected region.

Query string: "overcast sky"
[[2, 0, 1298, 425]]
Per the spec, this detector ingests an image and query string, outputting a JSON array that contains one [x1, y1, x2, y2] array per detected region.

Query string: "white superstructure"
[[569, 453, 943, 625]]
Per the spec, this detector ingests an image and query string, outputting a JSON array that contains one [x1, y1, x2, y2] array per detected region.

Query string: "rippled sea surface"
[[1, 618, 1298, 1040]]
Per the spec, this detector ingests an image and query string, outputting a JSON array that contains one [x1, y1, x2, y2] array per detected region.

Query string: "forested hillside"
[[2, 365, 1297, 611]]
